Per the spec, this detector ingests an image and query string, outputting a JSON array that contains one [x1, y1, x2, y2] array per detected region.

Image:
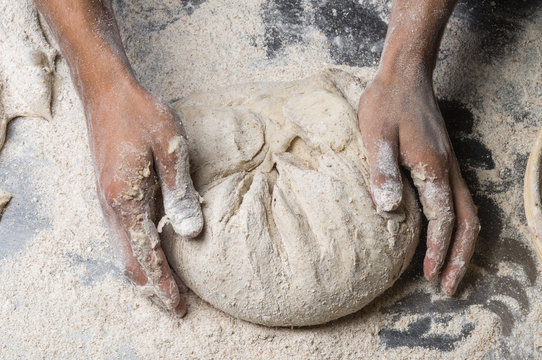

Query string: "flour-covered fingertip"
[[372, 183, 402, 212], [172, 213, 203, 238]]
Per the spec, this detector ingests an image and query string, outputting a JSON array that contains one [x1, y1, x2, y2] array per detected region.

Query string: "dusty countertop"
[[0, 0, 541, 358]]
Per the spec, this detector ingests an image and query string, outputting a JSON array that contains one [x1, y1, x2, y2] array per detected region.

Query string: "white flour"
[[0, 0, 541, 358]]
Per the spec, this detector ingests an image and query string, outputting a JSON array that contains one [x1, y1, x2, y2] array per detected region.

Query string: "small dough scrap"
[[162, 69, 421, 326], [0, 0, 56, 151], [0, 189, 13, 219]]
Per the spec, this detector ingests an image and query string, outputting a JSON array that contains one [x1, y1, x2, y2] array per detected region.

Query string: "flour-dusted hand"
[[93, 84, 203, 314], [358, 74, 479, 295], [34, 0, 203, 313], [357, 0, 480, 295]]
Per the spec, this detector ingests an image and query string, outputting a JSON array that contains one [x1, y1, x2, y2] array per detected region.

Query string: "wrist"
[[378, 42, 434, 81], [375, 65, 433, 92], [69, 49, 137, 101]]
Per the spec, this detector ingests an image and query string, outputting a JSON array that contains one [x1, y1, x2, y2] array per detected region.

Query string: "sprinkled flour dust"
[[0, 0, 541, 358]]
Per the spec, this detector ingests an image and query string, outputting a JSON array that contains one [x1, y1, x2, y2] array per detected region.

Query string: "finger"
[[365, 136, 403, 212], [118, 198, 183, 310], [106, 198, 185, 312], [408, 160, 455, 281], [440, 157, 480, 295], [103, 195, 187, 316], [100, 157, 184, 312], [154, 123, 203, 238], [104, 208, 148, 286]]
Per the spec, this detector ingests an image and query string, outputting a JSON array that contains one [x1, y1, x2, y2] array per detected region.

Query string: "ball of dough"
[[162, 69, 421, 326]]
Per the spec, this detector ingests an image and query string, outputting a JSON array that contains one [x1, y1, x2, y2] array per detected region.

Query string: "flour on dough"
[[161, 69, 421, 327], [0, 189, 13, 219]]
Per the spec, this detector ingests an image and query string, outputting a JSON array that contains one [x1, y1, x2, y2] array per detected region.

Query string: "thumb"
[[155, 133, 203, 238], [366, 138, 403, 212]]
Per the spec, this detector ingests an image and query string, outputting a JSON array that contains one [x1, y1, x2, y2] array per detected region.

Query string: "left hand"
[[357, 69, 480, 295]]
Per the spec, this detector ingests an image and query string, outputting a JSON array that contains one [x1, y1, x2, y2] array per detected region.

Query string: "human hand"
[[86, 80, 203, 314], [33, 0, 203, 314], [357, 71, 480, 295]]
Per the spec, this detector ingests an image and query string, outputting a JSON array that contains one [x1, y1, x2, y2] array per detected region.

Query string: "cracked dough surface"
[[162, 69, 421, 326]]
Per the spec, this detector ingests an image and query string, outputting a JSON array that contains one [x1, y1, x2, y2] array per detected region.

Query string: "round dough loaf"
[[162, 69, 421, 326]]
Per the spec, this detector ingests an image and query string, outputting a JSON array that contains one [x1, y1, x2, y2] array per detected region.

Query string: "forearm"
[[378, 0, 457, 81], [34, 0, 134, 97]]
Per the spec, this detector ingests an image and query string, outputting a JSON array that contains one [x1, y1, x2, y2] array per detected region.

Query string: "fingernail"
[[165, 192, 204, 238], [174, 215, 203, 238], [373, 182, 402, 212]]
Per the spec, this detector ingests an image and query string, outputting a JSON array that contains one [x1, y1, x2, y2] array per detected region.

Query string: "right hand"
[[86, 78, 203, 315]]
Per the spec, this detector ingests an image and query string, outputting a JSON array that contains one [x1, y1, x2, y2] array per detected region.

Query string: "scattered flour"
[[0, 0, 540, 358]]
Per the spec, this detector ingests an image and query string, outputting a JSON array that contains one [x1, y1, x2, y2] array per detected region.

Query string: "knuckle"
[[436, 160, 451, 178], [99, 168, 128, 207], [101, 186, 144, 223], [425, 151, 450, 176], [102, 177, 150, 211], [102, 184, 126, 210]]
